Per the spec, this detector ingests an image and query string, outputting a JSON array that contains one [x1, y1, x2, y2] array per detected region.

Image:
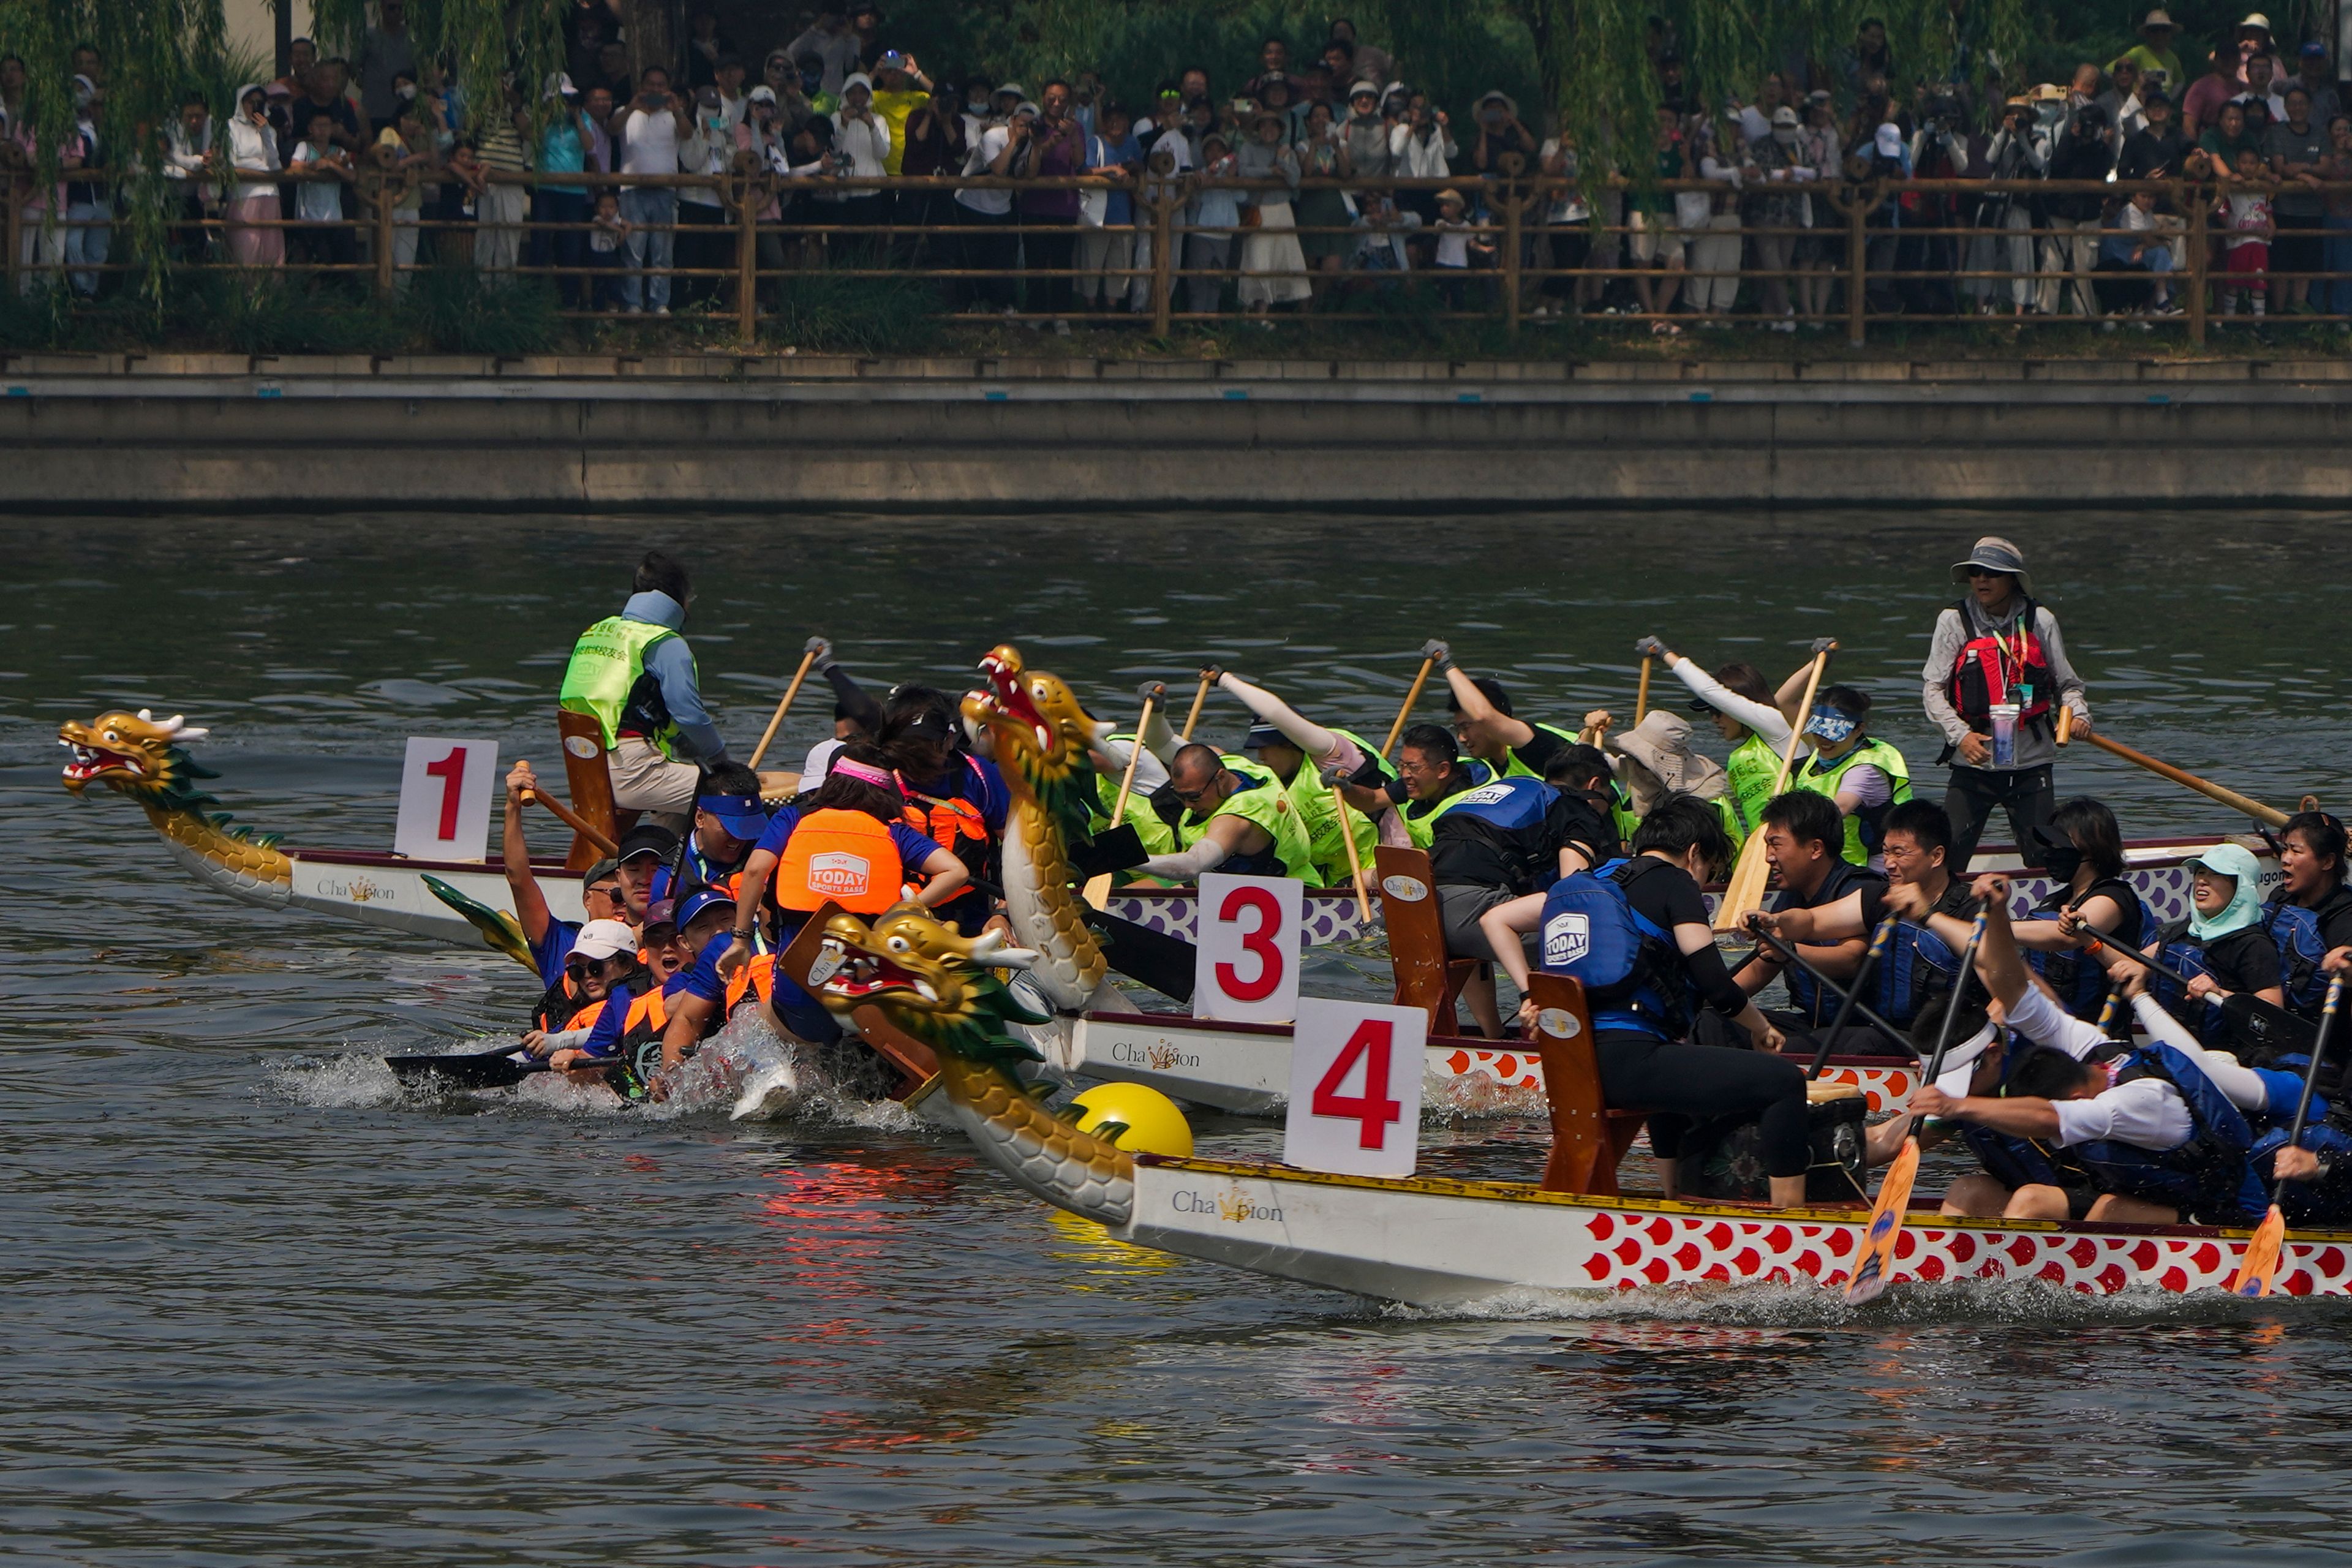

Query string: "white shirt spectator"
[[226, 107, 282, 201], [1390, 120, 1455, 178], [824, 104, 891, 200], [954, 124, 1015, 214], [620, 104, 681, 183]]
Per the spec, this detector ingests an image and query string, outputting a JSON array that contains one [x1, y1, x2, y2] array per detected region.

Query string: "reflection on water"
[[8, 511, 2352, 1566]]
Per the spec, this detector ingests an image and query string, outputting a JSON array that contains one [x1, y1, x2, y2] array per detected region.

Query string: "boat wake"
[[268, 1011, 931, 1134]]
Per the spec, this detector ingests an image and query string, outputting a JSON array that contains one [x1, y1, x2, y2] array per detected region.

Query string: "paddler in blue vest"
[[1747, 797, 1977, 1033], [2142, 842, 2286, 1050], [1921, 536, 2095, 872], [2270, 810, 2352, 1023], [649, 762, 769, 902], [1730, 789, 1886, 1045], [1347, 722, 1608, 1037], [1789, 685, 1911, 870], [500, 759, 636, 1009], [557, 551, 733, 832], [1133, 743, 1318, 883], [1894, 873, 2275, 1227]]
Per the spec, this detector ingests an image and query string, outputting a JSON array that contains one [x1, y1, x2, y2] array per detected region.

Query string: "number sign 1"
[[1283, 998, 1425, 1178], [394, 737, 499, 862], [1194, 872, 1303, 1023]]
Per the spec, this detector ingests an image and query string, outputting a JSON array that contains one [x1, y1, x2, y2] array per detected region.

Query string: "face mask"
[[396, 82, 417, 101], [2038, 840, 2084, 882], [1773, 126, 1798, 145]]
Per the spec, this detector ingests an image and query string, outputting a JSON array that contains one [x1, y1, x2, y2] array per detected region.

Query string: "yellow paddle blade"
[[2226, 1205, 2288, 1298], [1712, 831, 1773, 932], [1844, 1136, 1920, 1305]]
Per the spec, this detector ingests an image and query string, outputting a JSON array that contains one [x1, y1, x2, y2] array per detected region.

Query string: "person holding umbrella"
[[1920, 537, 2095, 873]]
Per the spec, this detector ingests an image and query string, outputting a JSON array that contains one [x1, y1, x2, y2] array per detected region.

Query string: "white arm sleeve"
[[1667, 655, 1793, 745], [1089, 735, 1170, 796], [1139, 837, 1229, 880], [2005, 979, 2112, 1061], [537, 1028, 592, 1050], [1217, 671, 1341, 761], [1138, 701, 1178, 767], [2130, 993, 2274, 1113]]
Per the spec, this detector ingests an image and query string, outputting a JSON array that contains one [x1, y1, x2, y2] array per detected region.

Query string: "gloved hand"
[[1136, 679, 1167, 703], [1810, 636, 1838, 655], [805, 635, 836, 671], [1198, 663, 1225, 685], [1421, 638, 1452, 669], [1634, 635, 1667, 660]]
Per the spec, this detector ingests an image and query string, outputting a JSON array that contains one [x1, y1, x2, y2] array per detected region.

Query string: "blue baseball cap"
[[697, 791, 771, 842], [674, 886, 739, 934]]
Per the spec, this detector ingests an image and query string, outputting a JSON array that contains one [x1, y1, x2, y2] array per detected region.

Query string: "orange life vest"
[[562, 997, 607, 1033], [619, 984, 671, 1040], [774, 809, 903, 913], [725, 951, 776, 1012]]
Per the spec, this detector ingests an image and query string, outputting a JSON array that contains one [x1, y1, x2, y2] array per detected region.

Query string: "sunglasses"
[[1172, 783, 1218, 804], [564, 958, 600, 981], [586, 883, 623, 903]]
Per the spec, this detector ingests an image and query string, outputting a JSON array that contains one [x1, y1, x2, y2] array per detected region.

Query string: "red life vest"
[[1945, 597, 2054, 728], [774, 808, 903, 913]]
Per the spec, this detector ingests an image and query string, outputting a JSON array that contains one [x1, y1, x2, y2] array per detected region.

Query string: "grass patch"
[[761, 267, 943, 356], [398, 265, 564, 355]]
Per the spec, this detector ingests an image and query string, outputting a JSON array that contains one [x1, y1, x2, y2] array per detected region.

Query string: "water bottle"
[[1988, 701, 2019, 769]]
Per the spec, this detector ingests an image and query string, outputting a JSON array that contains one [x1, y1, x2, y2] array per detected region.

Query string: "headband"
[[832, 757, 899, 789]]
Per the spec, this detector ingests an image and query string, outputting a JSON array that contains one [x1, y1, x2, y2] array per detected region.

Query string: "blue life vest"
[[1779, 862, 1877, 1025], [2262, 894, 2332, 1018], [1875, 918, 1961, 1030], [2251, 1115, 2352, 1226], [2024, 879, 2155, 1021], [1537, 858, 1686, 1039], [1427, 772, 1565, 897], [2148, 919, 2234, 1049], [2071, 1038, 2266, 1224], [1959, 1036, 2087, 1193]]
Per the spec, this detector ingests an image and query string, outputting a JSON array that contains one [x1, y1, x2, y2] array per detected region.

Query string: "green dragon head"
[[963, 645, 1099, 843], [806, 902, 1052, 1072]]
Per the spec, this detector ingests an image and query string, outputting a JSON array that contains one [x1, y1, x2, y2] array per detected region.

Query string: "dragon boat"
[[782, 897, 2352, 1306]]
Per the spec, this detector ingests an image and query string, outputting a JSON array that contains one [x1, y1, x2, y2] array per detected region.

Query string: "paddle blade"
[[1712, 831, 1772, 932], [2227, 1205, 2288, 1298], [1844, 1137, 1920, 1304], [421, 875, 539, 974], [386, 1044, 541, 1090]]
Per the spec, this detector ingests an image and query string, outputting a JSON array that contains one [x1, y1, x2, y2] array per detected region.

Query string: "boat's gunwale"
[[1084, 1008, 1917, 1069], [1137, 1153, 2340, 1245]]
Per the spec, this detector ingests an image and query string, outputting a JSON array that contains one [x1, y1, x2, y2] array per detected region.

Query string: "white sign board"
[[394, 737, 499, 862], [1283, 998, 1425, 1177], [1194, 872, 1303, 1023]]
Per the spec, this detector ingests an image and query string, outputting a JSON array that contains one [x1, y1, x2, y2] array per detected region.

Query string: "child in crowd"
[[1428, 187, 1491, 308], [2095, 185, 2175, 314], [586, 189, 630, 311], [287, 110, 356, 276], [2219, 147, 2272, 317]]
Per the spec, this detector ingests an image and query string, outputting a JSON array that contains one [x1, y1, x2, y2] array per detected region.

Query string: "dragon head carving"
[[807, 902, 1050, 1070], [963, 645, 1098, 840], [61, 709, 209, 798]]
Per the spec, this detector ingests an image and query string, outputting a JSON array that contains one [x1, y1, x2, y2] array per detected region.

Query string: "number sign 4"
[[1194, 872, 1302, 1023], [395, 737, 499, 862], [1284, 999, 1425, 1178]]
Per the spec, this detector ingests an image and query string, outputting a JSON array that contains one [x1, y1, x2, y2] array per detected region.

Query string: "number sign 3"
[[1194, 873, 1303, 1023], [1284, 999, 1425, 1177], [394, 737, 499, 862]]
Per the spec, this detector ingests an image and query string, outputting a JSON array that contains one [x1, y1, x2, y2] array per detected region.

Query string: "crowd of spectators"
[[9, 5, 2352, 333]]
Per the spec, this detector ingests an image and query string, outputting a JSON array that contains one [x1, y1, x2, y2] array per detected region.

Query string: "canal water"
[[9, 511, 2352, 1566]]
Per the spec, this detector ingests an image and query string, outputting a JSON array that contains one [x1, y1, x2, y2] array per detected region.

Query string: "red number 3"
[[1215, 884, 1283, 1002], [1311, 1019, 1403, 1149]]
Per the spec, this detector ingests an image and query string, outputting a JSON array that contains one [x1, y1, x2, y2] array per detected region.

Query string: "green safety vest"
[[1500, 720, 1582, 782], [558, 615, 688, 755], [1092, 733, 1180, 859], [1400, 757, 1498, 850], [1796, 735, 1913, 866], [1280, 727, 1395, 887], [1723, 731, 1781, 843], [1177, 755, 1316, 881]]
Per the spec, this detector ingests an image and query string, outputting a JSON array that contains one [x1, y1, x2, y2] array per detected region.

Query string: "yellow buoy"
[[1069, 1083, 1194, 1158]]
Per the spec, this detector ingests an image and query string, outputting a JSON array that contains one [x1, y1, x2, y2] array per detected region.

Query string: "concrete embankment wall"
[[6, 352, 2352, 510]]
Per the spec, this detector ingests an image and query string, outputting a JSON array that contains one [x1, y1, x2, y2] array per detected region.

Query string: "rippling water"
[[10, 512, 2352, 1566]]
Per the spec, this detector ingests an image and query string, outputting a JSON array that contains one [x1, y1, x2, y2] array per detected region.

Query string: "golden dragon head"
[[963, 645, 1098, 837], [805, 902, 1050, 1069], [61, 709, 213, 802]]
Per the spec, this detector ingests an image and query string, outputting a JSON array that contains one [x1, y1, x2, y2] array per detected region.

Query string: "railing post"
[[1499, 154, 1524, 342], [736, 167, 759, 343], [1845, 181, 1869, 347], [369, 165, 395, 298], [1150, 183, 1175, 337], [2185, 179, 2207, 348]]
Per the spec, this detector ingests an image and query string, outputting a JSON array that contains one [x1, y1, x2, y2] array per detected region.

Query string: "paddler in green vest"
[[557, 551, 733, 832], [1133, 742, 1318, 883], [1637, 635, 1814, 850], [1202, 666, 1396, 883], [1792, 684, 1912, 869], [1430, 640, 1588, 783], [1084, 680, 1181, 862], [1598, 709, 1735, 846]]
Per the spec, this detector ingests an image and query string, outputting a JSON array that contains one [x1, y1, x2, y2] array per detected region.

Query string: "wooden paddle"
[[520, 780, 619, 858], [1082, 685, 1159, 911], [1381, 647, 1439, 758], [1844, 904, 1987, 1305], [1333, 782, 1373, 924], [1713, 641, 1833, 932], [1178, 670, 1215, 743], [1634, 654, 1653, 724], [2074, 730, 2290, 829], [2228, 974, 2345, 1298], [745, 640, 822, 772]]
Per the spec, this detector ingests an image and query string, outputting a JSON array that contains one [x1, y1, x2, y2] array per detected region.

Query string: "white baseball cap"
[[571, 919, 637, 962], [1933, 1022, 1999, 1099]]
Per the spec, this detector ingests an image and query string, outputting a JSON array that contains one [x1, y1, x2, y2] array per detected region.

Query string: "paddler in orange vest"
[[704, 744, 971, 1051], [530, 918, 650, 1068], [1921, 536, 2094, 873]]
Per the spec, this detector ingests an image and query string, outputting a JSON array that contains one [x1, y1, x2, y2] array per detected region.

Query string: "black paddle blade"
[[1082, 907, 1197, 1003], [2222, 993, 2320, 1060], [386, 1044, 543, 1090], [1069, 824, 1148, 881]]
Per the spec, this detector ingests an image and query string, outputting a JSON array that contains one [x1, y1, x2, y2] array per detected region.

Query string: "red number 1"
[[1215, 884, 1284, 1002], [424, 746, 467, 840], [1311, 1019, 1402, 1149]]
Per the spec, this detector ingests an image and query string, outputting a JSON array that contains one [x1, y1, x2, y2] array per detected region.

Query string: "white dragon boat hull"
[[1063, 1011, 1921, 1118], [1115, 1156, 2352, 1307]]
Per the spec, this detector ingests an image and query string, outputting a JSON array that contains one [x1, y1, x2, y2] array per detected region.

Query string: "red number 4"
[[1311, 1019, 1402, 1149], [424, 746, 468, 840]]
